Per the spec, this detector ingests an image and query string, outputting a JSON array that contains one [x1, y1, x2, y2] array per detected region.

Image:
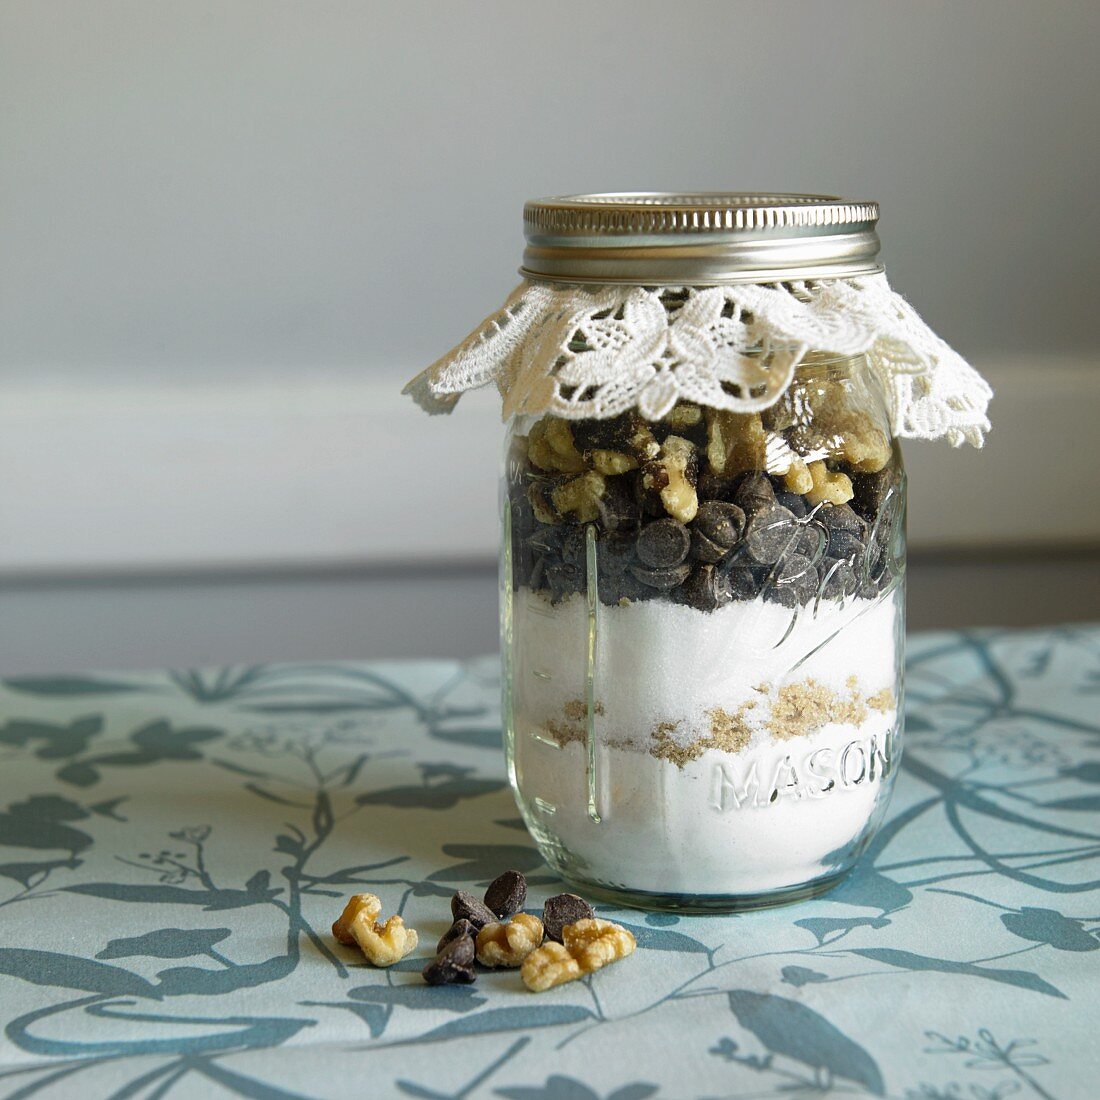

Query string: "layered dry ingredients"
[[506, 376, 904, 895]]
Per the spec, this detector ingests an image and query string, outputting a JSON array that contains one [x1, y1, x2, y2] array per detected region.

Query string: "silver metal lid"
[[521, 192, 882, 285]]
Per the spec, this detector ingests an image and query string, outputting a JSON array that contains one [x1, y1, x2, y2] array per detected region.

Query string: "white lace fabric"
[[404, 273, 992, 447]]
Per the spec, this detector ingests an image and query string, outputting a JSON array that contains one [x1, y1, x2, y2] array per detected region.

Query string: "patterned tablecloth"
[[1, 627, 1097, 1100]]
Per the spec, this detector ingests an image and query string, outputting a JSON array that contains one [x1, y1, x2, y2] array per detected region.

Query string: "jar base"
[[555, 866, 856, 914]]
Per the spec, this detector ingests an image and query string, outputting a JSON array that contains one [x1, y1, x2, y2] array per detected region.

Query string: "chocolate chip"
[[597, 476, 640, 535], [680, 563, 733, 612], [819, 502, 866, 535], [763, 552, 819, 607], [819, 558, 858, 600], [794, 525, 825, 560], [733, 471, 775, 512], [773, 552, 815, 585], [451, 890, 496, 930], [743, 504, 799, 564], [698, 473, 740, 502], [851, 468, 898, 520], [827, 529, 864, 562], [775, 490, 809, 518], [484, 870, 527, 919], [635, 518, 691, 568], [571, 412, 644, 455], [629, 562, 692, 589], [546, 561, 584, 602], [436, 918, 477, 955], [691, 527, 729, 564], [423, 934, 477, 985], [725, 565, 760, 601], [542, 892, 595, 943], [692, 501, 745, 550]]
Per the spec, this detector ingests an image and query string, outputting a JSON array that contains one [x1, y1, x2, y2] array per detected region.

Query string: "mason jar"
[[498, 195, 907, 911]]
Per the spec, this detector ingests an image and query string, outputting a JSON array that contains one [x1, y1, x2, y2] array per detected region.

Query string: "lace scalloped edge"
[[403, 273, 992, 447]]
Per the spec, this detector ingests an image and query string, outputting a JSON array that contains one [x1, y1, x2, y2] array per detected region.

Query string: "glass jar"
[[502, 355, 905, 910], [496, 194, 907, 911]]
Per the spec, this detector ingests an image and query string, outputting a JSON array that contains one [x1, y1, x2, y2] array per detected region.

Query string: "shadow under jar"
[[502, 353, 906, 911]]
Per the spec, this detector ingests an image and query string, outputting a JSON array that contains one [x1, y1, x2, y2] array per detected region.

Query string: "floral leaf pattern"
[[0, 631, 1095, 1098]]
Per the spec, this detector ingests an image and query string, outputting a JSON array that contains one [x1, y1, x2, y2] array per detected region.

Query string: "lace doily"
[[404, 273, 992, 447]]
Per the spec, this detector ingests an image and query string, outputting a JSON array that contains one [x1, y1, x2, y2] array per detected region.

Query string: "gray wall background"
[[1, 1, 1098, 672], [3, 0, 1098, 383]]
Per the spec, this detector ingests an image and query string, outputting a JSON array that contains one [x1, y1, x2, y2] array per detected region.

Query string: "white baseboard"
[[0, 358, 1095, 576]]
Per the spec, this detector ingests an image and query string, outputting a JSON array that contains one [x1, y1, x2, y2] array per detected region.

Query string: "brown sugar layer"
[[533, 682, 896, 766]]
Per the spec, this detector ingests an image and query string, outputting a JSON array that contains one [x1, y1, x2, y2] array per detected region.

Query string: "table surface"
[[1, 626, 1097, 1100]]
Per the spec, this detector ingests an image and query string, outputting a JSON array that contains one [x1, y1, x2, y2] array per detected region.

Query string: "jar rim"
[[521, 192, 882, 285]]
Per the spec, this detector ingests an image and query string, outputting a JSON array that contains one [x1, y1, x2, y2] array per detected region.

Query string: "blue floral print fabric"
[[0, 627, 1097, 1099]]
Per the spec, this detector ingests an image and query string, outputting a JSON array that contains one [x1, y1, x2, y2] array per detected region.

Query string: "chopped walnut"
[[666, 402, 704, 432], [520, 917, 636, 991], [643, 435, 699, 523], [552, 471, 607, 522], [782, 457, 813, 494], [805, 460, 854, 506], [333, 892, 418, 967], [591, 449, 638, 475], [476, 913, 545, 967], [706, 410, 768, 476], [331, 893, 376, 945], [521, 940, 583, 992], [562, 918, 636, 972], [527, 482, 559, 525], [840, 424, 892, 473], [528, 418, 586, 473]]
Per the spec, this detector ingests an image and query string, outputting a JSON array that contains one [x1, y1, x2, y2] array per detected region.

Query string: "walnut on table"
[[332, 892, 418, 967], [475, 913, 545, 968], [521, 917, 636, 992]]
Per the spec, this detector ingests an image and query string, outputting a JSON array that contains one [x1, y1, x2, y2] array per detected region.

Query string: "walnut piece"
[[805, 460, 854, 506], [562, 918, 637, 972], [706, 410, 768, 476], [591, 449, 638, 475], [521, 917, 636, 991], [552, 471, 607, 522], [521, 940, 584, 992], [643, 435, 699, 523], [782, 457, 813, 494], [332, 892, 418, 967], [528, 418, 586, 473], [332, 893, 375, 945], [476, 913, 545, 967]]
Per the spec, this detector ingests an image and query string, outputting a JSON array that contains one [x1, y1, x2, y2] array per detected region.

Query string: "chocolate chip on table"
[[629, 562, 692, 590], [743, 503, 799, 564], [635, 518, 691, 568], [423, 934, 477, 985], [451, 890, 496, 931], [484, 870, 528, 920], [437, 918, 478, 955], [542, 892, 596, 943], [680, 563, 733, 612]]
